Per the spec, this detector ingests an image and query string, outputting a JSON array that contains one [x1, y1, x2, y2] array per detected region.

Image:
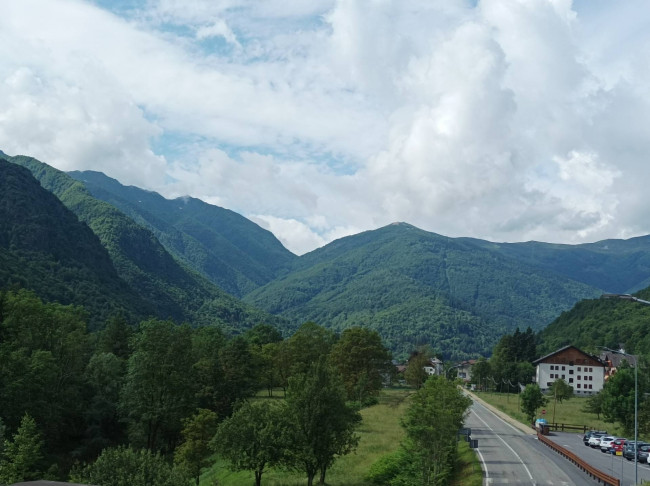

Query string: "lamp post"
[[600, 293, 649, 485]]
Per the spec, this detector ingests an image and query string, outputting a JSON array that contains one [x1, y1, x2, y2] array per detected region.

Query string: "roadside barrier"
[[537, 431, 620, 486]]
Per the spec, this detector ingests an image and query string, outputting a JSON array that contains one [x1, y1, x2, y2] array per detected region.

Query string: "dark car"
[[638, 445, 650, 462], [623, 441, 648, 461], [583, 430, 608, 446]]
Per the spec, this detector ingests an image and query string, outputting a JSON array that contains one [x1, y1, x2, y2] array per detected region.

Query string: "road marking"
[[472, 407, 536, 485], [476, 446, 489, 481]]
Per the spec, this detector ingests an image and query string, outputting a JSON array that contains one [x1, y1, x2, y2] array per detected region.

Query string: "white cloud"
[[1, 0, 650, 253]]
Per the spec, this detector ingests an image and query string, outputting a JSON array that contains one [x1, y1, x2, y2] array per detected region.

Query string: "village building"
[[533, 345, 605, 395]]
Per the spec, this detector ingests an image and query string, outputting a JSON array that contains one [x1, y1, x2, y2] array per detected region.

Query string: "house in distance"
[[533, 345, 605, 395]]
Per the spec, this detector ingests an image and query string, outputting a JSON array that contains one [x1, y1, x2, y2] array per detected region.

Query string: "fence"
[[547, 423, 591, 433], [537, 431, 619, 486]]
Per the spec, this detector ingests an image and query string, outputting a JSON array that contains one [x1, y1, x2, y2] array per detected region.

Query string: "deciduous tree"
[[284, 359, 360, 486], [329, 327, 392, 404], [212, 401, 288, 486], [520, 384, 547, 424], [119, 319, 196, 452], [174, 409, 218, 485], [400, 375, 472, 485]]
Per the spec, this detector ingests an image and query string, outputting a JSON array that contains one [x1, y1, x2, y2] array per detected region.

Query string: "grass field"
[[200, 388, 412, 486], [475, 391, 627, 438], [199, 387, 484, 486]]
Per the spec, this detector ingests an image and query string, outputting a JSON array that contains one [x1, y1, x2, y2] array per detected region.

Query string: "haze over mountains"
[[4, 152, 650, 358]]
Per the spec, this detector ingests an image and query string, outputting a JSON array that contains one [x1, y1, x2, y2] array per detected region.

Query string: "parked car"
[[638, 445, 650, 462], [588, 433, 607, 448], [623, 441, 648, 461], [583, 430, 608, 446], [611, 438, 627, 455], [600, 436, 618, 453]]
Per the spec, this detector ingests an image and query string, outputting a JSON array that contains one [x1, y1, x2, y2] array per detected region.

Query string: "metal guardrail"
[[537, 431, 620, 486], [547, 423, 590, 433]]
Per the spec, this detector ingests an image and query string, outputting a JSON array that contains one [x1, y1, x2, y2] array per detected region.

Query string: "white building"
[[533, 345, 605, 395]]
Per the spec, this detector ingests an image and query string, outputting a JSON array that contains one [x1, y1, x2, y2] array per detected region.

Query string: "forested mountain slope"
[[461, 237, 650, 294], [537, 288, 650, 356], [68, 170, 296, 297], [4, 154, 284, 331], [245, 223, 602, 359], [0, 158, 149, 326]]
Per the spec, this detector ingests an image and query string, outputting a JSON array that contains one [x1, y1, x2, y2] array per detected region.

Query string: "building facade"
[[533, 345, 605, 395]]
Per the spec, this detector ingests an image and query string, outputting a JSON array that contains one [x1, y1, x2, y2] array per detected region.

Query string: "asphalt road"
[[466, 400, 600, 485], [548, 431, 650, 486]]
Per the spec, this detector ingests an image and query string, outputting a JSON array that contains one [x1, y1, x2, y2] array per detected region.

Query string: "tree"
[[582, 392, 604, 420], [329, 327, 393, 404], [405, 347, 433, 389], [400, 375, 472, 486], [71, 446, 191, 486], [470, 357, 491, 391], [600, 364, 637, 435], [520, 384, 547, 424], [243, 323, 283, 347], [119, 319, 196, 452], [286, 322, 337, 376], [216, 335, 261, 416], [548, 379, 573, 423], [84, 351, 128, 458], [191, 326, 227, 411], [284, 359, 361, 486], [0, 290, 89, 459], [0, 414, 44, 484], [174, 409, 218, 485], [212, 401, 288, 486]]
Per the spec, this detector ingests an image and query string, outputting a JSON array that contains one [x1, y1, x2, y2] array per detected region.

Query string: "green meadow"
[[200, 387, 484, 486], [475, 392, 627, 438]]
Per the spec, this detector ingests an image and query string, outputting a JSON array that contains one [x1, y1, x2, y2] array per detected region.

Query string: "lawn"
[[200, 387, 484, 486], [200, 388, 412, 486], [475, 391, 627, 437]]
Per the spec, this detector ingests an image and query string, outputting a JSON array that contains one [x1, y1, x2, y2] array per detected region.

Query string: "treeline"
[[470, 327, 537, 392], [0, 289, 396, 485]]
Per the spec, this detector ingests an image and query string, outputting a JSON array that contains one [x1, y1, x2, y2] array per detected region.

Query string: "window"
[[562, 366, 566, 370], [569, 378, 574, 383], [577, 383, 581, 388], [547, 382, 552, 387], [589, 384, 593, 389], [569, 369, 574, 375], [578, 366, 582, 371], [562, 375, 566, 379], [577, 376, 581, 380]]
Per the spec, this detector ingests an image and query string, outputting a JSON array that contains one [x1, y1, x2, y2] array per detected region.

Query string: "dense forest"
[[8, 153, 650, 360], [0, 288, 472, 486], [245, 223, 601, 359], [1, 155, 285, 333], [68, 170, 296, 297]]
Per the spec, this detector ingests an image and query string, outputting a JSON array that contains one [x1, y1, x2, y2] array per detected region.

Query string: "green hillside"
[[5, 154, 284, 332], [462, 237, 650, 294], [537, 289, 650, 356], [0, 158, 149, 326], [68, 170, 296, 296], [245, 223, 602, 359]]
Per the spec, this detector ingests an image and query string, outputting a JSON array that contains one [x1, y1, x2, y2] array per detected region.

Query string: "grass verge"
[[449, 441, 483, 486], [200, 388, 412, 486], [475, 392, 625, 437]]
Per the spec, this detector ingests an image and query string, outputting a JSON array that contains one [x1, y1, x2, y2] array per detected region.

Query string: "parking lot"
[[548, 431, 650, 485]]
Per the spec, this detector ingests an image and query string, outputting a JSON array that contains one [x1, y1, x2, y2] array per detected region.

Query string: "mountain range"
[[4, 151, 650, 358]]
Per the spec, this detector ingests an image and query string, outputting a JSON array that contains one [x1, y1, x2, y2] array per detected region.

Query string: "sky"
[[1, 0, 650, 255]]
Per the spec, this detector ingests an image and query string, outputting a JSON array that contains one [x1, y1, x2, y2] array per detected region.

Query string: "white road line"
[[476, 445, 489, 480], [472, 407, 536, 485]]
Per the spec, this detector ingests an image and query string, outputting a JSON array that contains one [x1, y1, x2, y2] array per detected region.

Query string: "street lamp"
[[600, 293, 650, 485]]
